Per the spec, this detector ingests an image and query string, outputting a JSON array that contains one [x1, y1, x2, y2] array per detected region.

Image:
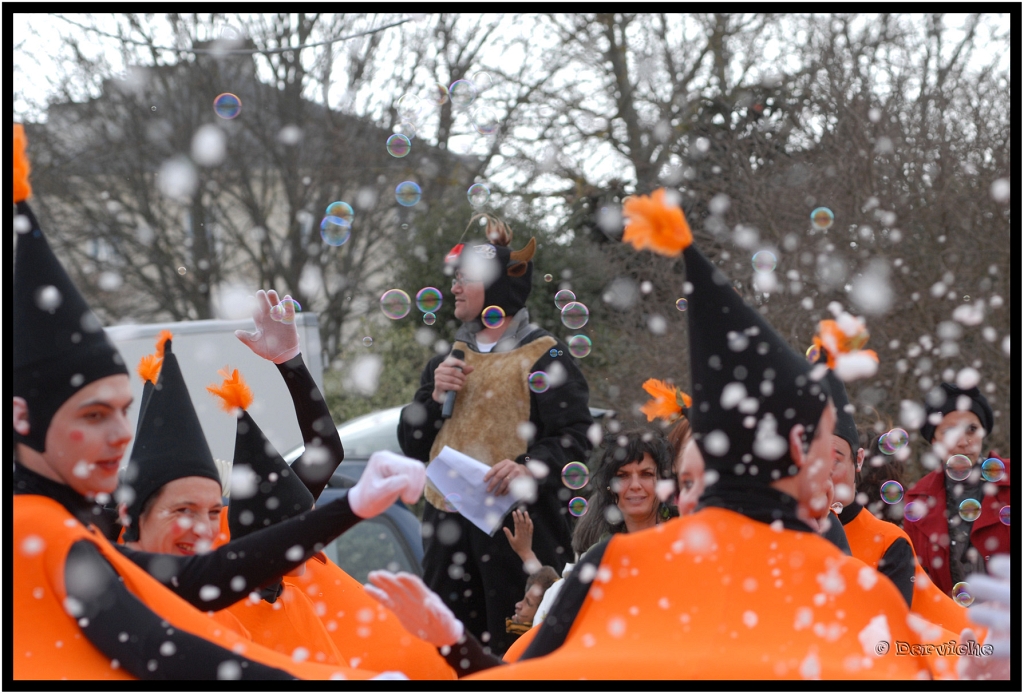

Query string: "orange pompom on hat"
[[621, 188, 693, 257], [811, 309, 879, 382], [14, 123, 32, 203], [640, 378, 691, 423]]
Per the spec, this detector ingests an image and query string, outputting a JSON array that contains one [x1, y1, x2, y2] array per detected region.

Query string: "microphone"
[[441, 349, 465, 419]]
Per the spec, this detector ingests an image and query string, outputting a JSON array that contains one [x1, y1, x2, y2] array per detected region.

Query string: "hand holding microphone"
[[432, 349, 474, 416]]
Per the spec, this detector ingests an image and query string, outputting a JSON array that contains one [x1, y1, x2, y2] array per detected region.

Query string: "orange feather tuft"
[[813, 319, 875, 369], [155, 330, 174, 357], [206, 368, 253, 413], [622, 188, 693, 257], [136, 353, 163, 385], [640, 378, 689, 423], [14, 124, 32, 203]]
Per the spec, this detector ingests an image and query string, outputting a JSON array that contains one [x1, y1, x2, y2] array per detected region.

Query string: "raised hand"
[[364, 570, 464, 648], [234, 289, 301, 364]]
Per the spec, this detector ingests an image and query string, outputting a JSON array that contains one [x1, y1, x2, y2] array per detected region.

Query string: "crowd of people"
[[12, 122, 1010, 681]]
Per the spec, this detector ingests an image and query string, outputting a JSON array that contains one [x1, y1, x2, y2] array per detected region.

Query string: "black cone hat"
[[14, 202, 128, 451], [228, 410, 314, 539], [816, 354, 861, 457], [121, 340, 221, 540], [684, 245, 831, 484]]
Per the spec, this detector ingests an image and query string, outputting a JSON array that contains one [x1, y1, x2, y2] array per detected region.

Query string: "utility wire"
[[52, 14, 413, 55]]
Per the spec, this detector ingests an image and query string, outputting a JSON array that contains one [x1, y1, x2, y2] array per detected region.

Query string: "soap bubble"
[[805, 344, 821, 364], [380, 289, 411, 319], [213, 93, 242, 119], [177, 267, 187, 275], [561, 462, 590, 490], [885, 428, 908, 453], [981, 458, 1005, 482], [386, 134, 411, 158], [362, 336, 374, 347], [561, 302, 590, 329], [325, 201, 354, 224], [568, 497, 589, 517], [481, 305, 505, 328], [467, 183, 490, 207], [675, 298, 688, 311], [449, 79, 477, 107], [880, 480, 904, 504], [395, 181, 422, 207], [415, 287, 443, 313], [810, 207, 834, 230], [945, 454, 972, 482], [903, 500, 927, 522], [396, 93, 427, 121], [554, 289, 576, 310], [568, 335, 592, 358], [443, 493, 462, 513], [958, 498, 981, 522], [952, 582, 974, 607], [544, 274, 553, 282], [320, 216, 351, 246], [473, 107, 498, 135], [528, 371, 550, 394], [423, 312, 436, 326], [752, 250, 777, 273], [998, 506, 1009, 525]]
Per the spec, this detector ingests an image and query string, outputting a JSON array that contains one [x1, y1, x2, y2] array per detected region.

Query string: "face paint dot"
[[69, 430, 84, 442], [528, 371, 549, 394], [879, 480, 903, 504], [386, 134, 411, 158], [810, 207, 834, 230], [981, 457, 1005, 482], [945, 454, 972, 481], [568, 496, 589, 517], [380, 289, 411, 319], [561, 462, 590, 490], [560, 302, 589, 329], [481, 305, 505, 328], [213, 93, 242, 119], [568, 334, 592, 358]]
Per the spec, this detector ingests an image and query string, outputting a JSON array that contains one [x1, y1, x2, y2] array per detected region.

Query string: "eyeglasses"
[[451, 276, 482, 288]]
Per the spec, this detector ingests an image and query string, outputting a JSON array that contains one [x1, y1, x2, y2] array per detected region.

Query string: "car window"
[[322, 517, 417, 585]]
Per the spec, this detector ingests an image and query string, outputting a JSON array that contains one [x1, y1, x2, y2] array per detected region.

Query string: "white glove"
[[347, 451, 426, 519], [964, 554, 1011, 661], [364, 570, 464, 647], [235, 289, 301, 364]]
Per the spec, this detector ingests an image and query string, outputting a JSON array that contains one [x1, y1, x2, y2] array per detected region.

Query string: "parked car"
[[283, 405, 611, 583]]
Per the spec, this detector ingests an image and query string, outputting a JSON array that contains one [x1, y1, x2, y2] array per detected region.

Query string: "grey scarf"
[[454, 308, 537, 353]]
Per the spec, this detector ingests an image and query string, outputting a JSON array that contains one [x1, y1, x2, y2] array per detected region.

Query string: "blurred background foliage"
[[15, 12, 1012, 478]]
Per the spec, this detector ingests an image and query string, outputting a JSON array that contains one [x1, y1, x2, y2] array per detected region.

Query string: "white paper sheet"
[[425, 446, 517, 536]]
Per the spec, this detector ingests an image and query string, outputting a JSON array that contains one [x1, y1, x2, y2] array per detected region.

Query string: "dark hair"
[[120, 482, 163, 543], [666, 416, 692, 466], [857, 421, 909, 528], [571, 427, 675, 557], [525, 566, 560, 595]]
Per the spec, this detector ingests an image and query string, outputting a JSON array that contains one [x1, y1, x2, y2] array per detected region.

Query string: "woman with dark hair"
[[570, 427, 676, 557]]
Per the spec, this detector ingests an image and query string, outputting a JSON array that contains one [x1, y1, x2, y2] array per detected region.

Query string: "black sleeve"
[[66, 541, 292, 680], [115, 493, 361, 611], [518, 341, 594, 494], [821, 514, 852, 556], [397, 354, 447, 462], [877, 538, 916, 607], [520, 537, 610, 661], [276, 354, 343, 501], [438, 631, 504, 676]]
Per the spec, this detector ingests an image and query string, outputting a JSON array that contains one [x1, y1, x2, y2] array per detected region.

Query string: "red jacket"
[[902, 452, 1010, 597]]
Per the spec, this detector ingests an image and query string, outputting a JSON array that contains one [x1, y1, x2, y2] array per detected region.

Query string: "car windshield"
[[328, 407, 402, 458]]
